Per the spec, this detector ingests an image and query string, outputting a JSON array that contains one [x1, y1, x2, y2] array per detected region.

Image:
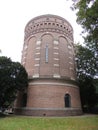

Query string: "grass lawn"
[[0, 115, 98, 130]]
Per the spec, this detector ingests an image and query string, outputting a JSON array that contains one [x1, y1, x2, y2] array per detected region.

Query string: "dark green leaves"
[[0, 56, 28, 108], [67, 0, 98, 111]]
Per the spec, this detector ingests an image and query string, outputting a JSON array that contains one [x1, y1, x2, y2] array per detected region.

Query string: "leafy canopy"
[[67, 0, 98, 109], [70, 0, 98, 54], [75, 44, 97, 80], [0, 56, 28, 108]]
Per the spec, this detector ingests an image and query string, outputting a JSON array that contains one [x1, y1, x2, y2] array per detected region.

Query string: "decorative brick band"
[[29, 81, 78, 88], [25, 14, 73, 41]]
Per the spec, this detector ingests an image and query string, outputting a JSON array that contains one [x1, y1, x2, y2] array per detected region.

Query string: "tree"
[[75, 44, 98, 110], [70, 0, 98, 65], [78, 76, 97, 110], [0, 56, 28, 109], [75, 44, 97, 80], [67, 0, 98, 111]]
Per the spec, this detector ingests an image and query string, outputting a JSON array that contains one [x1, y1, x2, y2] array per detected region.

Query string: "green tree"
[[0, 56, 28, 109], [70, 0, 98, 62], [75, 44, 98, 110], [75, 44, 97, 80], [78, 76, 97, 110], [67, 0, 98, 111]]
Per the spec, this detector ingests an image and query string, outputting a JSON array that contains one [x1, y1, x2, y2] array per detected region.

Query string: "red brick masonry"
[[14, 14, 82, 116]]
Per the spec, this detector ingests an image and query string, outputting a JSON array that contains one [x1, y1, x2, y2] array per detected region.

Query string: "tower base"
[[14, 107, 82, 116]]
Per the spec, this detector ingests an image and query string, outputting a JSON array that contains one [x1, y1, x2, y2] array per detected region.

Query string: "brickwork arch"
[[40, 33, 54, 41]]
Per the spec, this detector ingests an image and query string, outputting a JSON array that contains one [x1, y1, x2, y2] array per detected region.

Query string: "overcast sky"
[[0, 0, 83, 62]]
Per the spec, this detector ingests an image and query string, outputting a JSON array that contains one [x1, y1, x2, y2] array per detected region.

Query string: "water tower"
[[14, 14, 82, 116]]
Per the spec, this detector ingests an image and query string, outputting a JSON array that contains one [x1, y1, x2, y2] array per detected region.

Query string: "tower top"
[[24, 14, 73, 41]]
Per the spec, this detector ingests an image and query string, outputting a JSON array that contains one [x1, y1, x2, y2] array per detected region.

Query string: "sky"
[[0, 0, 83, 62]]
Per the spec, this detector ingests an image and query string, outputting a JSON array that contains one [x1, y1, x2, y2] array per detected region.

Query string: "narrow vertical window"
[[22, 93, 27, 107], [64, 94, 71, 107], [45, 45, 48, 63]]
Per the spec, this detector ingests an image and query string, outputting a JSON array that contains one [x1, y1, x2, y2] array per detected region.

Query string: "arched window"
[[22, 93, 27, 107], [64, 94, 71, 107], [45, 45, 48, 63]]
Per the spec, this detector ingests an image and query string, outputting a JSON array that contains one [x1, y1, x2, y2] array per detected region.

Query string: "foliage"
[[78, 76, 98, 108], [93, 79, 98, 93], [67, 0, 98, 110], [75, 44, 97, 80], [75, 44, 98, 109], [70, 0, 98, 67], [0, 56, 28, 108], [75, 44, 98, 111]]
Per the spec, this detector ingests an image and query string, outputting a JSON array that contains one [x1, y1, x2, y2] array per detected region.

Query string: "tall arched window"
[[45, 45, 48, 63], [64, 94, 71, 107], [22, 93, 27, 107]]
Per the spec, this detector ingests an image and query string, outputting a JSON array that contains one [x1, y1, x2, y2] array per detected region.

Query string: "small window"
[[22, 93, 27, 107], [64, 94, 71, 107], [48, 23, 51, 25], [45, 45, 48, 63]]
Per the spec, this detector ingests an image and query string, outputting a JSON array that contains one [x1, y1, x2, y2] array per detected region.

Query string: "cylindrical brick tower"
[[14, 14, 82, 116]]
